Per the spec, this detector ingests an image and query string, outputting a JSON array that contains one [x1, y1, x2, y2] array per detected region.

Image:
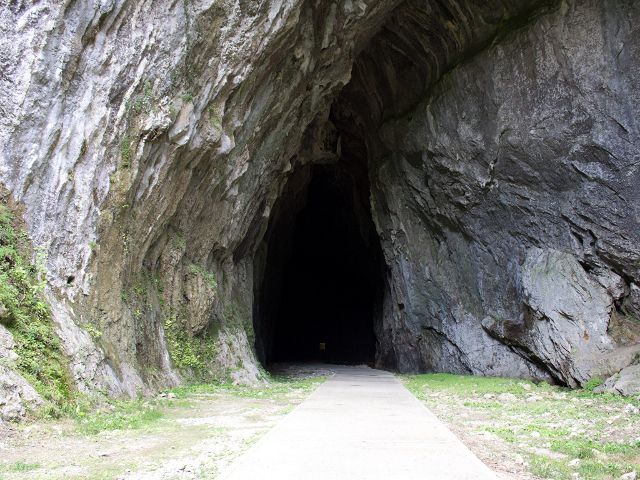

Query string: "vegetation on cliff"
[[0, 199, 73, 415]]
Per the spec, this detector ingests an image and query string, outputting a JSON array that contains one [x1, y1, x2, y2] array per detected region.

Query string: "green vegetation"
[[83, 322, 102, 341], [0, 202, 73, 415], [167, 374, 326, 399], [182, 92, 194, 103], [74, 397, 164, 435], [171, 231, 186, 250], [187, 262, 217, 289], [120, 134, 132, 168], [404, 374, 640, 480], [127, 80, 155, 115], [73, 374, 325, 435], [583, 376, 604, 391], [0, 461, 41, 473], [163, 313, 219, 376]]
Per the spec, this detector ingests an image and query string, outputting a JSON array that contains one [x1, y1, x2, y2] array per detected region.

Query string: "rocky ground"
[[0, 368, 326, 480], [404, 374, 640, 480]]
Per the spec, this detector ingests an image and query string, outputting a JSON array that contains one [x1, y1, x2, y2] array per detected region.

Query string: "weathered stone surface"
[[0, 0, 401, 393], [363, 0, 640, 387], [1, 0, 640, 398], [0, 365, 42, 421], [595, 364, 640, 396], [0, 322, 40, 421], [484, 249, 619, 386], [623, 284, 640, 320], [0, 325, 17, 362]]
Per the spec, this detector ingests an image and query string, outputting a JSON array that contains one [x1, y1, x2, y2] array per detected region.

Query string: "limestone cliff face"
[[366, 0, 640, 387], [0, 0, 401, 397], [1, 0, 639, 408]]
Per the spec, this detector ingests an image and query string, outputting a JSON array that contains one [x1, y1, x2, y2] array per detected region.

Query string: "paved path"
[[220, 365, 497, 479]]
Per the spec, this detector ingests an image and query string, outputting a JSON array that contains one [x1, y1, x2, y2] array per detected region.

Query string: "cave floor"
[[2, 367, 638, 480], [0, 373, 326, 480], [219, 365, 496, 480]]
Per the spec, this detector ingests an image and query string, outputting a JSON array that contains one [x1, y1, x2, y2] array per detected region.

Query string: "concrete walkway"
[[220, 365, 497, 479]]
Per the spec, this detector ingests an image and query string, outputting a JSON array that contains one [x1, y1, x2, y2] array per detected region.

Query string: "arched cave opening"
[[250, 0, 564, 373], [253, 141, 384, 367]]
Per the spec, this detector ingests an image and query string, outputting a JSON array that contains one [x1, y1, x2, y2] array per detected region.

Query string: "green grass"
[[163, 313, 220, 375], [404, 373, 640, 480], [404, 372, 544, 396], [167, 375, 326, 399], [74, 398, 164, 435], [120, 135, 132, 168], [583, 377, 604, 391], [187, 263, 217, 289], [71, 374, 325, 435], [0, 461, 41, 473]]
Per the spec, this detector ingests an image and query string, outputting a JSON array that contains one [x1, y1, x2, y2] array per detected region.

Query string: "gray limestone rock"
[[0, 325, 17, 362], [0, 365, 42, 421], [1, 0, 640, 398], [596, 364, 640, 396], [484, 248, 619, 387]]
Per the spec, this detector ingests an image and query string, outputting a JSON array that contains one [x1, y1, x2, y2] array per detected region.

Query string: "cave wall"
[[1, 0, 639, 405], [0, 0, 401, 396], [365, 0, 640, 386]]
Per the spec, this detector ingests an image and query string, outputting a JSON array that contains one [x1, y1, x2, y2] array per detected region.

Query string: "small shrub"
[[120, 135, 132, 168], [187, 263, 217, 289], [583, 377, 604, 391]]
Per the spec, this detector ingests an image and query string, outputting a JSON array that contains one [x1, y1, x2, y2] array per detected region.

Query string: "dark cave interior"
[[251, 0, 551, 369], [253, 156, 384, 366], [272, 166, 379, 364]]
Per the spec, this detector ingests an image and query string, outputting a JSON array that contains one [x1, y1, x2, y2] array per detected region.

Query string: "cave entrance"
[[253, 155, 384, 367]]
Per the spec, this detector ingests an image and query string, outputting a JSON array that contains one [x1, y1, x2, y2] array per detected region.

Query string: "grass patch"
[[529, 455, 573, 479], [163, 313, 220, 376], [583, 377, 604, 391], [0, 461, 41, 473], [187, 263, 217, 290], [167, 375, 326, 399], [120, 135, 132, 168], [73, 374, 325, 435], [74, 398, 164, 435], [404, 372, 541, 396], [404, 373, 640, 480]]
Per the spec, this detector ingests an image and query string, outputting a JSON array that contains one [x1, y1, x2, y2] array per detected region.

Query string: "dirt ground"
[[0, 366, 328, 480], [403, 374, 640, 480]]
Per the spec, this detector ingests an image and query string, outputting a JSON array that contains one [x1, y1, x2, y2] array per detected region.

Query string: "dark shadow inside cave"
[[253, 156, 384, 366]]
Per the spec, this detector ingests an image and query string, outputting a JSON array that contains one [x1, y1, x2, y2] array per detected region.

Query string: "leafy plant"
[[582, 376, 603, 391], [187, 263, 217, 290], [120, 135, 132, 168], [0, 202, 73, 414]]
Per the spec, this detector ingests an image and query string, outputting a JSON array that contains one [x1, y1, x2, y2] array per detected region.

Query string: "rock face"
[[0, 0, 639, 399], [595, 364, 640, 397], [363, 0, 640, 387], [0, 326, 43, 421]]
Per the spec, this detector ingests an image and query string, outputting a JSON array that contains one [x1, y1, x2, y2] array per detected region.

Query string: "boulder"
[[0, 364, 42, 421], [595, 364, 640, 396], [0, 324, 17, 362]]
